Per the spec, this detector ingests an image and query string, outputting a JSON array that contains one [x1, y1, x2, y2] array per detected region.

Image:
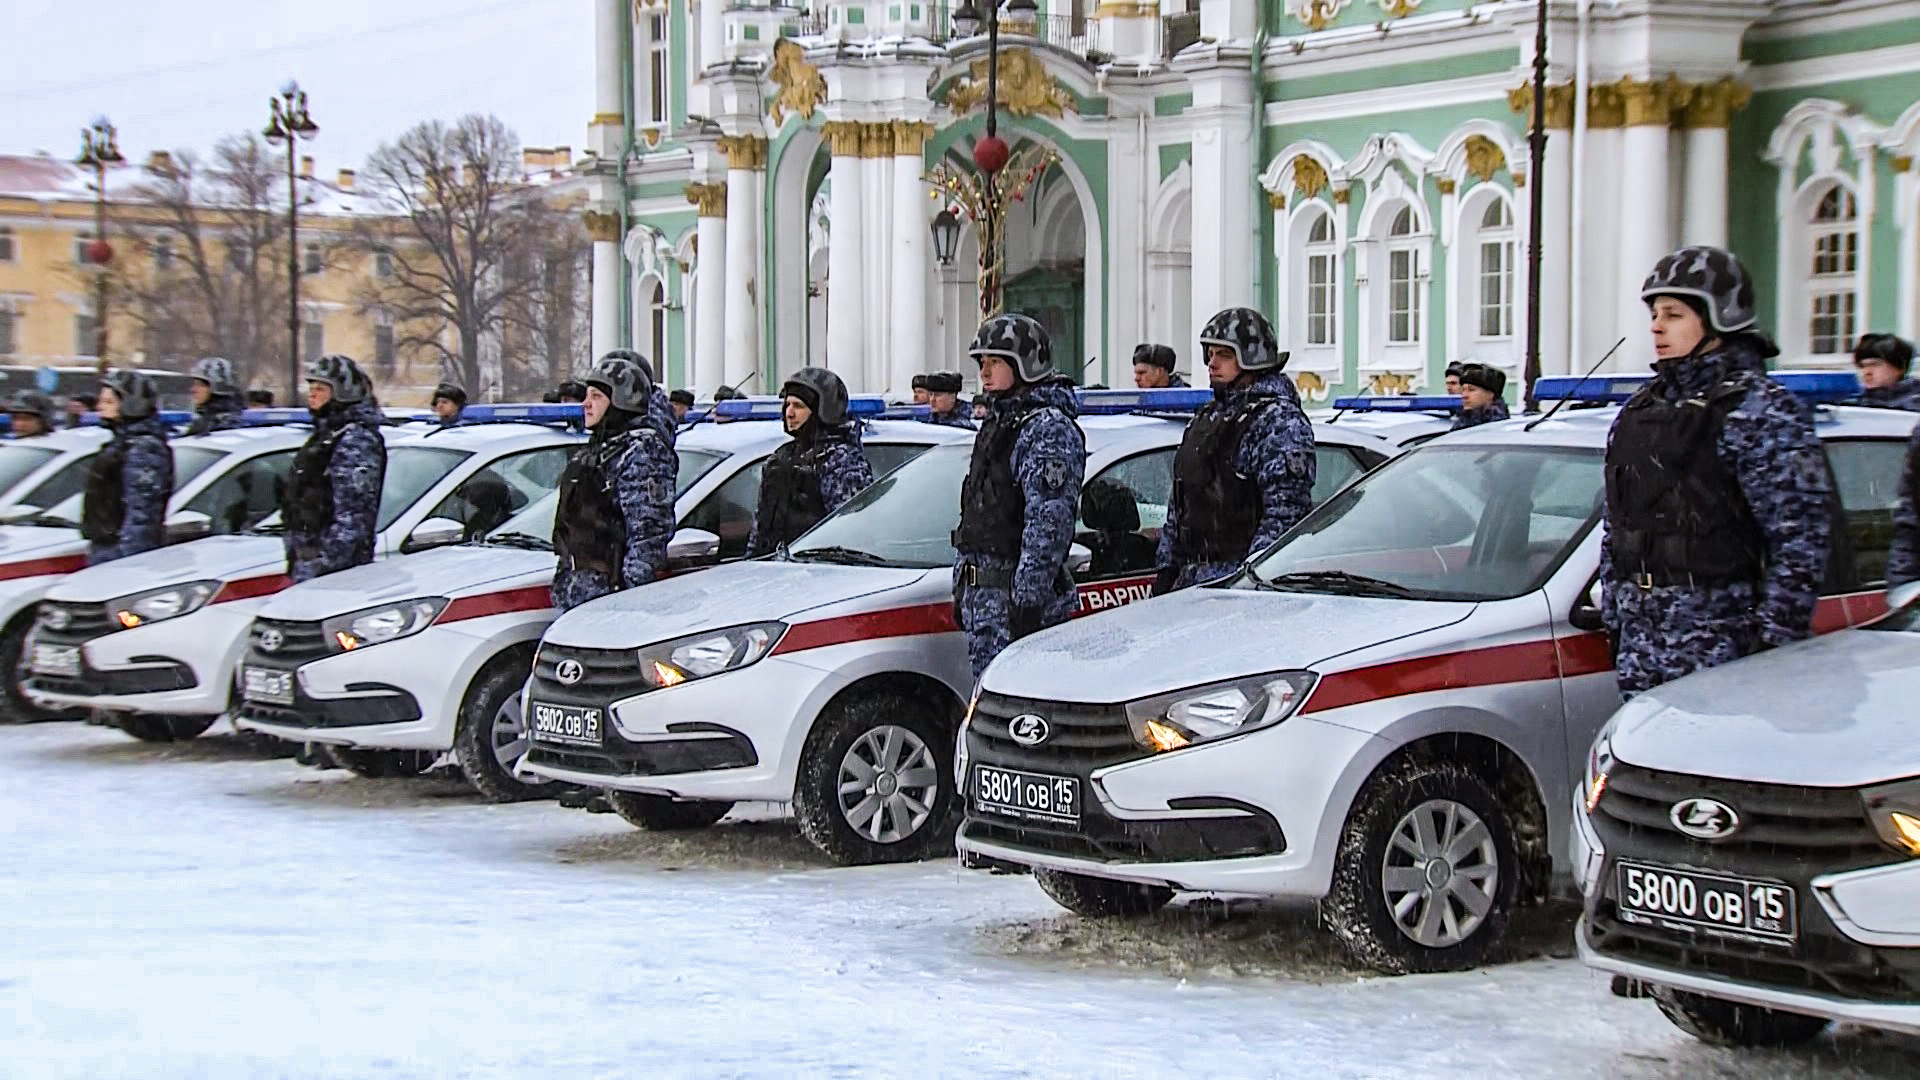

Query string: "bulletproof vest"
[[283, 423, 352, 538], [1172, 396, 1273, 562], [552, 435, 632, 579], [1605, 380, 1766, 584], [80, 437, 127, 545], [751, 434, 837, 555], [953, 406, 1052, 559]]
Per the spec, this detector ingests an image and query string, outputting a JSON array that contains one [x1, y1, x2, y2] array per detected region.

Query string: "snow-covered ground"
[[3, 722, 1915, 1079]]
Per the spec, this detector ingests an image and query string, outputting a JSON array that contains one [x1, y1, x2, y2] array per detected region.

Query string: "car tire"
[[1653, 989, 1829, 1048], [0, 614, 80, 724], [1033, 868, 1173, 917], [117, 714, 217, 743], [328, 747, 434, 778], [793, 691, 957, 866], [453, 656, 552, 803], [1320, 760, 1518, 975], [605, 790, 733, 831]]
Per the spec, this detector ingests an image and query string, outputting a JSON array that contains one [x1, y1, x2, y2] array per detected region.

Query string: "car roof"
[[1428, 401, 1920, 452], [16, 427, 110, 452], [386, 422, 582, 453], [172, 425, 312, 452], [677, 417, 977, 457], [1310, 409, 1454, 446]]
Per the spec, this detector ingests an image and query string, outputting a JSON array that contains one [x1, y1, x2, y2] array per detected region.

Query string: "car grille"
[[250, 618, 330, 664], [530, 643, 648, 705], [1595, 763, 1885, 859], [1586, 913, 1920, 1003], [967, 690, 1141, 773], [526, 730, 757, 778], [37, 601, 117, 642]]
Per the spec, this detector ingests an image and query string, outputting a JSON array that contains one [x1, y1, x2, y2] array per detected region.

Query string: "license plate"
[[1616, 860, 1797, 945], [972, 763, 1081, 827], [29, 643, 79, 678], [529, 701, 602, 748], [242, 666, 295, 706]]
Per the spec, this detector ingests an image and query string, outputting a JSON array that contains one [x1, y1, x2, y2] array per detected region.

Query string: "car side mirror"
[[1569, 578, 1605, 633], [0, 505, 35, 524], [666, 527, 721, 566], [403, 516, 466, 553], [1067, 542, 1092, 576], [163, 510, 212, 544], [1888, 580, 1920, 614]]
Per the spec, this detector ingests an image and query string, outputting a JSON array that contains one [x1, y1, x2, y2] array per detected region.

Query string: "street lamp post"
[[264, 81, 319, 402], [75, 117, 124, 368], [943, 0, 1042, 318]]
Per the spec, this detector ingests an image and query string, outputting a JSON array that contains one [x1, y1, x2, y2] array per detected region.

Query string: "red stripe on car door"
[[1305, 639, 1566, 713], [771, 602, 956, 655], [0, 554, 87, 581], [438, 584, 555, 624]]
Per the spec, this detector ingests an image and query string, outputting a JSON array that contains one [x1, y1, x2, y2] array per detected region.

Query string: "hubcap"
[[489, 698, 546, 783], [837, 725, 938, 844], [1382, 799, 1499, 950]]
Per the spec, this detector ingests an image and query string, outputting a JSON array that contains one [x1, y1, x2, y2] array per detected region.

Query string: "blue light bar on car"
[[879, 403, 933, 420], [238, 408, 319, 425], [455, 403, 584, 423], [1330, 395, 1462, 412], [1076, 387, 1215, 414], [714, 395, 889, 420], [1535, 370, 1863, 405]]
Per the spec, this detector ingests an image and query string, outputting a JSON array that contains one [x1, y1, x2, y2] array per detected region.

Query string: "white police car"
[[22, 411, 579, 742], [956, 373, 1914, 975], [231, 400, 971, 794], [1574, 578, 1920, 1045], [0, 423, 111, 519], [518, 389, 1405, 865], [0, 418, 326, 724], [1312, 394, 1464, 449]]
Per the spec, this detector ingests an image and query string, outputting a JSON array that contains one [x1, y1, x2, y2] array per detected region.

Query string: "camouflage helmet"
[[304, 354, 373, 406], [6, 391, 53, 426], [968, 313, 1054, 384], [100, 369, 160, 420], [585, 350, 656, 413], [1640, 245, 1757, 334], [780, 366, 851, 427], [191, 356, 237, 394], [1199, 307, 1287, 372]]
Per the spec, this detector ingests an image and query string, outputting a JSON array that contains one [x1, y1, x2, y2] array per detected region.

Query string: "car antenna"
[[1525, 336, 1628, 432]]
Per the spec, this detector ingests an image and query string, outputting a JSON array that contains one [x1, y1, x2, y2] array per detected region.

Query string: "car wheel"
[[453, 658, 552, 803], [1034, 868, 1173, 917], [328, 747, 434, 778], [0, 614, 80, 724], [117, 714, 217, 743], [794, 691, 957, 866], [605, 790, 734, 830], [1653, 989, 1829, 1047], [1321, 760, 1518, 975]]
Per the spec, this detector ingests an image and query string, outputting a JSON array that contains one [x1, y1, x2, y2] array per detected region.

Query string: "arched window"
[[650, 280, 667, 363], [1808, 185, 1859, 355], [1387, 206, 1421, 344], [1305, 211, 1338, 347], [638, 7, 670, 126], [1476, 200, 1515, 340]]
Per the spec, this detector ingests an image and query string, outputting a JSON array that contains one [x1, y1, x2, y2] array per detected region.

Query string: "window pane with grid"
[[0, 227, 14, 263], [1307, 253, 1334, 346], [1479, 239, 1513, 338], [1810, 292, 1857, 355], [0, 309, 15, 354], [1389, 249, 1415, 343]]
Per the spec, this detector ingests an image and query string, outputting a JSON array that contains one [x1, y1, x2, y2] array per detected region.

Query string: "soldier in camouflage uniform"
[[1890, 422, 1920, 588], [6, 391, 55, 438], [185, 357, 245, 436], [910, 374, 930, 406], [1848, 333, 1920, 412], [284, 355, 388, 583], [922, 371, 977, 430], [1600, 246, 1833, 697], [1153, 307, 1316, 594], [550, 352, 679, 610], [748, 367, 875, 556], [430, 383, 469, 427], [952, 314, 1087, 678], [80, 370, 175, 565], [1131, 343, 1187, 389], [1449, 363, 1512, 431]]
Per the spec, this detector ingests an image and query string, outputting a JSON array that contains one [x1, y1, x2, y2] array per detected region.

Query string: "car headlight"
[[637, 622, 785, 688], [1124, 672, 1316, 753], [1862, 777, 1920, 857], [323, 598, 449, 652], [110, 580, 220, 629], [1584, 727, 1617, 815]]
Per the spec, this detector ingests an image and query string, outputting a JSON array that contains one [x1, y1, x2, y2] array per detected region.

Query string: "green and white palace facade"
[[581, 0, 1920, 399]]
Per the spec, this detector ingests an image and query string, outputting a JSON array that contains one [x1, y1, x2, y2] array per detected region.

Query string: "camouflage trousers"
[[1605, 579, 1769, 697], [957, 582, 1076, 679], [552, 566, 618, 612]]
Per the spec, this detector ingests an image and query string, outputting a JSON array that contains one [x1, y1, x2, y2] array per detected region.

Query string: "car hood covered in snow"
[[256, 544, 556, 621], [0, 524, 85, 565], [1610, 628, 1920, 787], [44, 535, 286, 601], [981, 587, 1476, 704], [542, 560, 926, 650]]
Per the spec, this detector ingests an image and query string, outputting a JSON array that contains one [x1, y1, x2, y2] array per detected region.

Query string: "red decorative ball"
[[86, 239, 114, 266], [972, 134, 1010, 174]]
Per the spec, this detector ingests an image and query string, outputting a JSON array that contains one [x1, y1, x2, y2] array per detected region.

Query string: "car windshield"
[[172, 447, 225, 490], [3, 445, 229, 527], [0, 446, 58, 497], [786, 442, 970, 569], [678, 448, 723, 494], [1243, 445, 1605, 602], [248, 447, 471, 535]]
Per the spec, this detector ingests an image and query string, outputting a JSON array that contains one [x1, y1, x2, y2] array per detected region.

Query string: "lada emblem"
[[1008, 713, 1051, 747], [42, 606, 70, 632], [555, 658, 585, 686], [257, 628, 284, 653], [1670, 797, 1740, 840]]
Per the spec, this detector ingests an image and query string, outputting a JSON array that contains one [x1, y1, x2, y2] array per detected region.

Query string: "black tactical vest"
[[1172, 397, 1271, 562], [1605, 380, 1766, 585], [552, 436, 631, 579], [80, 438, 127, 545], [751, 436, 837, 556], [284, 423, 351, 537], [953, 408, 1046, 560]]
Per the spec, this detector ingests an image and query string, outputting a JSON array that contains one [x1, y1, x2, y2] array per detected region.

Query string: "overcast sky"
[[4, 0, 594, 171]]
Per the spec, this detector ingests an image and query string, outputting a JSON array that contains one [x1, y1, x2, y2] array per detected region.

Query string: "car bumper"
[[1577, 916, 1920, 1035], [26, 600, 263, 716]]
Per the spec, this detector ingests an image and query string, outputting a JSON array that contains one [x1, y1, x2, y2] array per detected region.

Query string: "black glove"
[[1151, 566, 1180, 597], [951, 586, 966, 632], [1009, 604, 1044, 641]]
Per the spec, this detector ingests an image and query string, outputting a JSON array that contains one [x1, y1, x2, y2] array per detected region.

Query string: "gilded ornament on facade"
[[684, 182, 729, 217], [1507, 83, 1576, 129], [1332, 186, 1351, 205], [1292, 155, 1328, 199], [1462, 135, 1506, 183], [1617, 75, 1687, 128], [1679, 77, 1752, 129], [581, 210, 622, 243], [891, 120, 936, 156], [1378, 0, 1420, 16], [1092, 1, 1159, 16], [1368, 373, 1415, 396], [767, 39, 827, 127], [642, 127, 662, 148], [1267, 191, 1287, 210], [942, 49, 1072, 118], [590, 112, 623, 127], [716, 135, 769, 170], [1436, 178, 1457, 195], [1286, 0, 1350, 31], [1294, 371, 1327, 401], [1895, 156, 1915, 174]]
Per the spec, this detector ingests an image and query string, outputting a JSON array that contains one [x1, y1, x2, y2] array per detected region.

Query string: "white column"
[[1681, 126, 1729, 248], [825, 126, 866, 391], [595, 0, 625, 116], [723, 145, 763, 391], [890, 125, 931, 400], [591, 238, 621, 362], [1539, 126, 1574, 376], [1186, 107, 1256, 331], [694, 199, 727, 395], [1617, 122, 1672, 371], [700, 0, 724, 78], [863, 152, 892, 394]]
